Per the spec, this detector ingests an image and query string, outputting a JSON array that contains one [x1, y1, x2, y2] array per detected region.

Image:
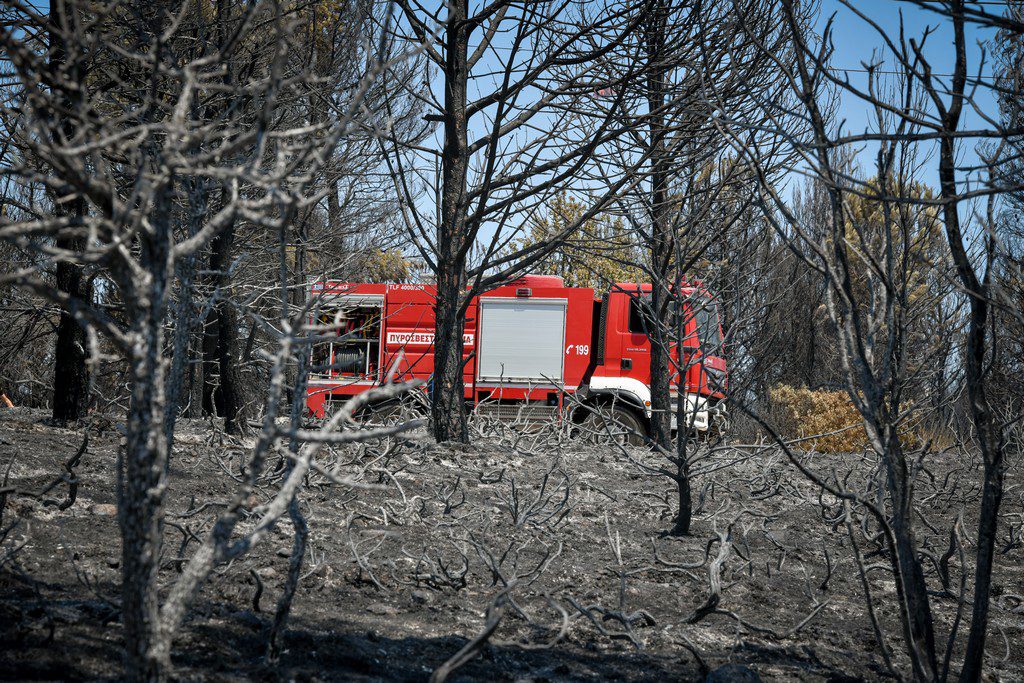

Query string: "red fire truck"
[[306, 275, 727, 437]]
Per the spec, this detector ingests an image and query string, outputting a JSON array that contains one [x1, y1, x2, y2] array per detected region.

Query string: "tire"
[[577, 403, 648, 447]]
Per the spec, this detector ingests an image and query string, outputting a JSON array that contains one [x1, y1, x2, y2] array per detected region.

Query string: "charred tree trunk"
[[164, 178, 205, 441], [431, 277, 469, 443], [52, 236, 90, 421], [901, 8, 1012, 680], [327, 177, 341, 235], [286, 217, 307, 407], [198, 2, 246, 434], [950, 237, 1005, 682], [202, 218, 246, 434], [882, 432, 940, 681], [121, 349, 169, 682], [645, 0, 673, 453], [164, 262, 195, 443], [49, 2, 90, 423], [431, 0, 471, 444], [940, 10, 1006, 681], [670, 442, 692, 536], [201, 301, 222, 416], [182, 327, 204, 419], [120, 183, 175, 682], [216, 272, 244, 434]]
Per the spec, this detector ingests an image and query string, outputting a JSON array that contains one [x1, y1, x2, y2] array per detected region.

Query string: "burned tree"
[[45, 1, 90, 422], [586, 0, 800, 534], [721, 0, 1023, 678], [0, 0, 420, 677], [383, 0, 656, 443]]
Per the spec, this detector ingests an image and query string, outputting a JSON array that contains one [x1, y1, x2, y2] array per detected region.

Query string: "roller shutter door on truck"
[[477, 298, 566, 382]]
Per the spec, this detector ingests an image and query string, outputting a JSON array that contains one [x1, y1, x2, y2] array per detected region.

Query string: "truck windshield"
[[627, 294, 723, 356], [692, 296, 723, 356]]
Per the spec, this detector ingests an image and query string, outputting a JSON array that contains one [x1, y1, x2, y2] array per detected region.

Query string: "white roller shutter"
[[478, 299, 566, 382]]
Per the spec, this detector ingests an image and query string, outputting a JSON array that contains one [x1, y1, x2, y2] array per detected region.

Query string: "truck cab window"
[[628, 295, 653, 334]]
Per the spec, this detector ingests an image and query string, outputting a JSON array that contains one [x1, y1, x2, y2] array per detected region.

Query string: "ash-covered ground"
[[1, 407, 1021, 681]]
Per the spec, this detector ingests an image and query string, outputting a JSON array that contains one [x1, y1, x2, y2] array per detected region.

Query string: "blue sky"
[[379, 0, 1010, 265], [819, 0, 1002, 189], [24, 0, 1005, 230]]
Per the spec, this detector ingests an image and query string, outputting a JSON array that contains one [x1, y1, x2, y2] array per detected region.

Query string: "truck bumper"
[[666, 395, 727, 434]]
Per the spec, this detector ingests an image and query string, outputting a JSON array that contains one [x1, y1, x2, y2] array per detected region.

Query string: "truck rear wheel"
[[578, 404, 648, 447]]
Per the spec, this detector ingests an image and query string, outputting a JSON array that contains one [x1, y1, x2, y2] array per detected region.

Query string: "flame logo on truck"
[[386, 332, 474, 346]]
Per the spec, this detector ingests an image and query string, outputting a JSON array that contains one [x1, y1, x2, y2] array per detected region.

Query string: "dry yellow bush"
[[770, 385, 867, 453], [770, 385, 936, 453]]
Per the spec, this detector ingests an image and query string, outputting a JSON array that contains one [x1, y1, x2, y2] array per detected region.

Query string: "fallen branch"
[[430, 585, 513, 683]]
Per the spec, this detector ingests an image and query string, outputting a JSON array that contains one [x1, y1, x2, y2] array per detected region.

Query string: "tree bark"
[[882, 434, 940, 681], [49, 1, 90, 423], [120, 183, 175, 682], [201, 303, 221, 416], [431, 275, 469, 443], [164, 178, 205, 441], [327, 177, 341, 235], [121, 349, 170, 682], [670, 446, 692, 536], [202, 213, 246, 434], [183, 327, 204, 418], [198, 2, 246, 434], [932, 7, 1006, 679], [52, 237, 90, 421], [645, 0, 673, 453], [431, 0, 472, 443]]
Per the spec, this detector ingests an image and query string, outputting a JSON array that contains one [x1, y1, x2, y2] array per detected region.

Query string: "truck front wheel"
[[578, 404, 648, 447]]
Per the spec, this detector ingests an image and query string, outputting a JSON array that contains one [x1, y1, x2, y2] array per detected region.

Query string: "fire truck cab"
[[306, 275, 727, 437]]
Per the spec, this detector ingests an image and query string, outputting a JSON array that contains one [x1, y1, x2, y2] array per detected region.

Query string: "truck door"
[[604, 291, 652, 383], [682, 294, 727, 397], [611, 291, 694, 390]]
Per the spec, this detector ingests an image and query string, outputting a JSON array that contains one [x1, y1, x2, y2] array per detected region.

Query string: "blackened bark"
[[668, 305, 693, 536], [121, 352, 168, 682], [670, 446, 692, 536], [197, 2, 246, 434], [266, 495, 307, 662], [164, 263, 194, 443], [202, 217, 247, 434], [327, 178, 341, 235], [287, 217, 307, 405], [882, 434, 939, 681], [201, 303, 221, 416], [935, 7, 1006, 680], [432, 271, 469, 442], [164, 179, 205, 443], [961, 455, 1004, 682], [217, 287, 244, 434], [52, 236, 90, 421], [183, 327, 204, 418], [431, 0, 472, 443], [947, 168, 1005, 682], [49, 2, 89, 423], [644, 0, 673, 453]]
